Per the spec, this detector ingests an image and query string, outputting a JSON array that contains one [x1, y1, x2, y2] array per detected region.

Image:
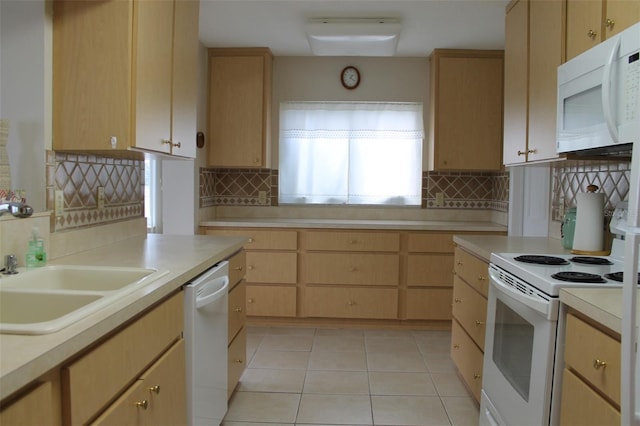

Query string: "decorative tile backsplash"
[[201, 168, 509, 212], [551, 159, 631, 221], [47, 151, 144, 231]]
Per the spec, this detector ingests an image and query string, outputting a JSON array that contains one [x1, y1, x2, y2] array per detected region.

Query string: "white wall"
[[0, 0, 49, 212], [271, 56, 430, 168]]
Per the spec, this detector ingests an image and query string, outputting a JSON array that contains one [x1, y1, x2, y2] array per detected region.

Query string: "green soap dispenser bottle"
[[26, 227, 46, 268]]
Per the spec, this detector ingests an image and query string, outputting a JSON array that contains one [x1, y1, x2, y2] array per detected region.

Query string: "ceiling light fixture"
[[305, 18, 402, 56]]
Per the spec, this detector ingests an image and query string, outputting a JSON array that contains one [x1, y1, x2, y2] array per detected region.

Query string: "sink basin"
[[0, 265, 161, 292], [0, 265, 169, 335]]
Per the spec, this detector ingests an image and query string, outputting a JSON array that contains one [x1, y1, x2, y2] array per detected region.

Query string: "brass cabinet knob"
[[248, 265, 254, 270], [605, 18, 615, 29], [233, 266, 243, 271], [478, 275, 486, 281], [233, 359, 244, 364], [593, 359, 607, 369], [347, 300, 356, 306], [453, 344, 460, 349], [475, 320, 485, 326], [587, 29, 597, 38], [234, 307, 243, 312], [136, 400, 149, 410], [247, 298, 254, 304], [349, 266, 358, 272], [456, 260, 463, 266], [247, 238, 254, 243], [349, 239, 358, 244], [148, 385, 160, 394], [454, 298, 462, 303], [473, 373, 482, 380]]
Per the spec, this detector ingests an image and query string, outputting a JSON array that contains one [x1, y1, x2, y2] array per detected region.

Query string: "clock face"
[[341, 66, 360, 89]]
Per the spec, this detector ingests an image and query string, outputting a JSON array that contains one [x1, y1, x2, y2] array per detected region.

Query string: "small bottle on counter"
[[26, 227, 46, 268]]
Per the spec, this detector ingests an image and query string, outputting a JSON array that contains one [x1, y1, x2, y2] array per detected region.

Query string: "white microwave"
[[557, 22, 640, 153]]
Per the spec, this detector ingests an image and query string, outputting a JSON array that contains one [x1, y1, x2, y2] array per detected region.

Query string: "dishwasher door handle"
[[196, 276, 229, 309]]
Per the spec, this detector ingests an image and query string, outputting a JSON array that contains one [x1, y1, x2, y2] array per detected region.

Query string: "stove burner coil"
[[604, 272, 640, 284], [551, 271, 607, 283], [570, 256, 614, 265], [514, 255, 569, 265]]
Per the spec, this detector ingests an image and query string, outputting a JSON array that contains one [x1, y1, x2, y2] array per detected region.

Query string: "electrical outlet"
[[258, 191, 267, 205], [97, 187, 105, 210], [559, 196, 565, 218], [55, 190, 64, 216], [435, 192, 444, 207]]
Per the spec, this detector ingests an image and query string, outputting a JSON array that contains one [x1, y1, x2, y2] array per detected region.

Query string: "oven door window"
[[492, 299, 534, 401]]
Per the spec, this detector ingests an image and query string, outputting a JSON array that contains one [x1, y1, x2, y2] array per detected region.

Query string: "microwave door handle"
[[602, 37, 621, 143]]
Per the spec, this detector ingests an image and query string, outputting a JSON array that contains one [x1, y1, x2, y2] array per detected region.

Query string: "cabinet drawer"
[[93, 339, 186, 426], [246, 285, 297, 317], [228, 327, 247, 399], [564, 313, 621, 405], [454, 247, 489, 297], [204, 229, 297, 250], [560, 368, 620, 425], [63, 292, 183, 426], [452, 276, 487, 350], [406, 254, 454, 287], [228, 249, 246, 287], [304, 287, 398, 319], [305, 230, 400, 252], [246, 252, 297, 284], [228, 281, 246, 342], [305, 253, 399, 286], [405, 288, 453, 320], [450, 319, 483, 402], [407, 233, 455, 253]]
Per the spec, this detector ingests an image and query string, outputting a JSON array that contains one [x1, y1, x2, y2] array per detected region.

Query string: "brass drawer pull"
[[605, 18, 615, 29], [347, 300, 356, 306], [453, 344, 460, 349], [234, 307, 243, 312], [454, 298, 462, 303], [475, 320, 485, 326], [593, 359, 607, 369], [247, 238, 254, 243], [136, 400, 149, 410], [148, 385, 160, 394], [587, 29, 597, 39], [233, 266, 243, 271], [473, 373, 482, 380], [248, 265, 254, 270], [478, 275, 486, 281], [247, 298, 254, 304], [233, 359, 244, 364]]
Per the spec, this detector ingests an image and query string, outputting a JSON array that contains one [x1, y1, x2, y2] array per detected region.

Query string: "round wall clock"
[[340, 66, 361, 90]]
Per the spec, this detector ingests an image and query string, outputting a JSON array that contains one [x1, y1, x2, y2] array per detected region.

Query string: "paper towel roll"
[[572, 191, 605, 252]]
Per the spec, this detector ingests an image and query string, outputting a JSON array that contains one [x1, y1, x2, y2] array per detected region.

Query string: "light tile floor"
[[222, 326, 480, 426]]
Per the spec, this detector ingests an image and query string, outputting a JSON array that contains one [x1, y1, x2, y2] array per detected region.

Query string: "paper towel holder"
[[570, 183, 610, 256]]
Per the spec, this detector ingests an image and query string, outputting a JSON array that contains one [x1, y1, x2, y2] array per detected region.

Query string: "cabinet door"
[[305, 230, 400, 252], [0, 382, 57, 426], [228, 281, 246, 341], [450, 319, 483, 402], [405, 288, 453, 320], [527, 0, 563, 162], [170, 0, 199, 158], [304, 286, 398, 319], [246, 252, 297, 284], [604, 0, 640, 38], [305, 253, 399, 286], [452, 276, 487, 349], [431, 52, 504, 171], [53, 0, 134, 151], [503, 0, 528, 165], [133, 0, 173, 154], [406, 254, 453, 287], [566, 0, 603, 60], [228, 327, 247, 399], [208, 54, 266, 167]]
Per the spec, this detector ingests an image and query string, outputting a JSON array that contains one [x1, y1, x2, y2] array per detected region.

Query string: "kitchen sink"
[[0, 265, 161, 292], [0, 265, 169, 335]]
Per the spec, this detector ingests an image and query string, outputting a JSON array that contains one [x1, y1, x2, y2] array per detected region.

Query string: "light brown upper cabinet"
[[428, 49, 504, 171], [53, 0, 199, 158], [566, 0, 640, 61], [207, 48, 273, 168], [503, 0, 564, 165]]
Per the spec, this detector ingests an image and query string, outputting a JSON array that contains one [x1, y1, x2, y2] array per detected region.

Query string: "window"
[[279, 101, 423, 205]]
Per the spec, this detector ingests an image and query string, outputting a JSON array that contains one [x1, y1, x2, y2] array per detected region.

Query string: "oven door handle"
[[489, 268, 550, 317]]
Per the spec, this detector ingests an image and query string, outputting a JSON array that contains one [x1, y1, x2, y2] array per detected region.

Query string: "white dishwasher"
[[184, 261, 229, 426]]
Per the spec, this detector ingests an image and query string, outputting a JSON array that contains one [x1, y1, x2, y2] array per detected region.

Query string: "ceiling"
[[198, 0, 510, 57]]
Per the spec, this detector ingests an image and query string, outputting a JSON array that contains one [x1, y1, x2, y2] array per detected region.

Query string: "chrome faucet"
[[0, 202, 33, 218]]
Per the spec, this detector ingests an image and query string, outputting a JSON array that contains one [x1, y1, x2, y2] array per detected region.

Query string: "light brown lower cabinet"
[[62, 292, 184, 425], [227, 327, 247, 399], [559, 312, 621, 424], [227, 249, 247, 398], [92, 339, 186, 426], [405, 288, 453, 320], [0, 381, 57, 425], [450, 319, 483, 401], [304, 286, 397, 319]]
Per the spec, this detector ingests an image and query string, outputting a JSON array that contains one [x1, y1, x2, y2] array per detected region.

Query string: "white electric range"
[[480, 205, 633, 426]]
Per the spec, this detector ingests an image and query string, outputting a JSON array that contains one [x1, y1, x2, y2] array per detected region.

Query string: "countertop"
[[453, 235, 570, 261], [200, 218, 507, 232], [560, 288, 637, 334], [0, 233, 246, 401]]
